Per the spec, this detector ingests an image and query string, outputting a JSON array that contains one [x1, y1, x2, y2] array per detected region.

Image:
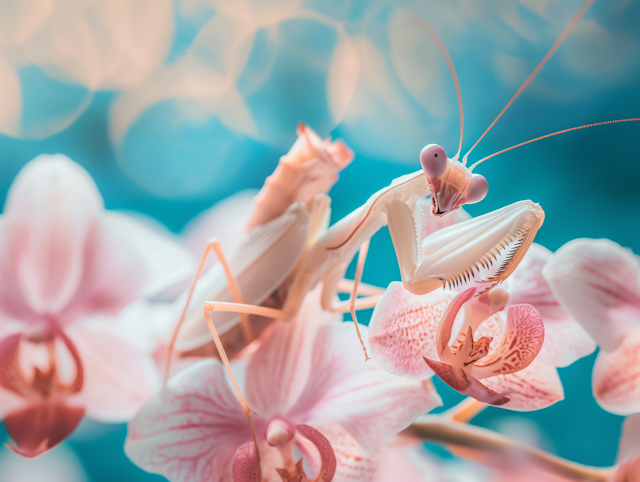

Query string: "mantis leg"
[[386, 200, 545, 295], [347, 240, 372, 361], [203, 304, 261, 477], [330, 295, 383, 313], [164, 238, 252, 386], [202, 302, 288, 320], [385, 198, 421, 285], [336, 279, 386, 296]]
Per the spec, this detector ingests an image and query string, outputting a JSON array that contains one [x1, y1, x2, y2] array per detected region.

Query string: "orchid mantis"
[[155, 2, 640, 458], [168, 0, 619, 365], [148, 0, 640, 477]]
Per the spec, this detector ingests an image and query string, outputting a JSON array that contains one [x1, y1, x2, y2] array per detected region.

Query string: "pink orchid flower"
[[375, 284, 546, 406], [368, 205, 594, 410], [419, 199, 596, 369], [298, 427, 443, 482], [0, 155, 194, 457], [125, 287, 441, 482], [368, 282, 555, 409], [246, 123, 353, 231], [543, 238, 640, 415]]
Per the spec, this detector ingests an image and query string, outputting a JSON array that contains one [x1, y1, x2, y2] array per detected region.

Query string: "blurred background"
[[1, 0, 639, 480]]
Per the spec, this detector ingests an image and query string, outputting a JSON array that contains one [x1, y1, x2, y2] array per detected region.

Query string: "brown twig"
[[409, 416, 613, 482]]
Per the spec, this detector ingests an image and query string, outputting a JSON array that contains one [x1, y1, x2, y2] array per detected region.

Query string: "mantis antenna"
[[468, 118, 640, 171], [407, 15, 464, 161], [463, 0, 597, 165]]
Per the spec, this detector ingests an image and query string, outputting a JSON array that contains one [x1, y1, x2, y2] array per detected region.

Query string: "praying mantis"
[[164, 0, 639, 388], [157, 0, 640, 470]]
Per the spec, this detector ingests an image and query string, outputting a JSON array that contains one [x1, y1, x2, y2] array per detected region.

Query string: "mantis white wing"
[[174, 203, 310, 351]]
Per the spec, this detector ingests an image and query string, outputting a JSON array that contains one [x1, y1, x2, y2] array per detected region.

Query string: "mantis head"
[[420, 144, 488, 217]]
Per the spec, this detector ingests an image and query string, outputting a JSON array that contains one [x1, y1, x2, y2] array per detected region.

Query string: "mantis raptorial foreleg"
[[164, 238, 252, 385], [385, 198, 421, 285]]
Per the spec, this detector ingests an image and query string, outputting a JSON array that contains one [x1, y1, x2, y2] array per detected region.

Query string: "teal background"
[[1, 0, 639, 479]]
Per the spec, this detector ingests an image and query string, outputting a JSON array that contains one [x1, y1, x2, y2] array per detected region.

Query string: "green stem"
[[409, 416, 614, 482]]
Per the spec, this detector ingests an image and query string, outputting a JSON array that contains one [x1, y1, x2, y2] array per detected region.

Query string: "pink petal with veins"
[[232, 443, 260, 482], [62, 212, 194, 321], [311, 422, 376, 482], [504, 243, 595, 367], [289, 322, 442, 452], [66, 324, 160, 421], [125, 360, 252, 482], [592, 330, 640, 415], [424, 357, 509, 406], [4, 155, 103, 315], [483, 360, 564, 411], [0, 387, 24, 419], [0, 332, 33, 417], [0, 155, 193, 324], [504, 244, 565, 320], [0, 220, 32, 321], [4, 402, 85, 458], [296, 424, 337, 482], [473, 305, 544, 379], [537, 318, 595, 368], [246, 286, 340, 416], [369, 282, 454, 379], [617, 414, 640, 465], [0, 333, 27, 397], [543, 238, 640, 352]]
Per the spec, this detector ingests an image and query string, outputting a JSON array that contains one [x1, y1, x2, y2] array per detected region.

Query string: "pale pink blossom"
[[305, 427, 445, 482], [370, 284, 549, 407], [0, 155, 194, 457], [368, 206, 593, 410], [125, 287, 441, 482], [368, 282, 563, 410], [544, 239, 640, 415], [420, 201, 595, 371]]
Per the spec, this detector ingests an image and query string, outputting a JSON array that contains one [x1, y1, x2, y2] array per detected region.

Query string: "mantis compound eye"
[[420, 144, 448, 180], [466, 174, 488, 204]]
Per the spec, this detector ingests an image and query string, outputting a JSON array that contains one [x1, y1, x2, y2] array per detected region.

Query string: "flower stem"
[[442, 398, 486, 423], [409, 416, 613, 482]]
